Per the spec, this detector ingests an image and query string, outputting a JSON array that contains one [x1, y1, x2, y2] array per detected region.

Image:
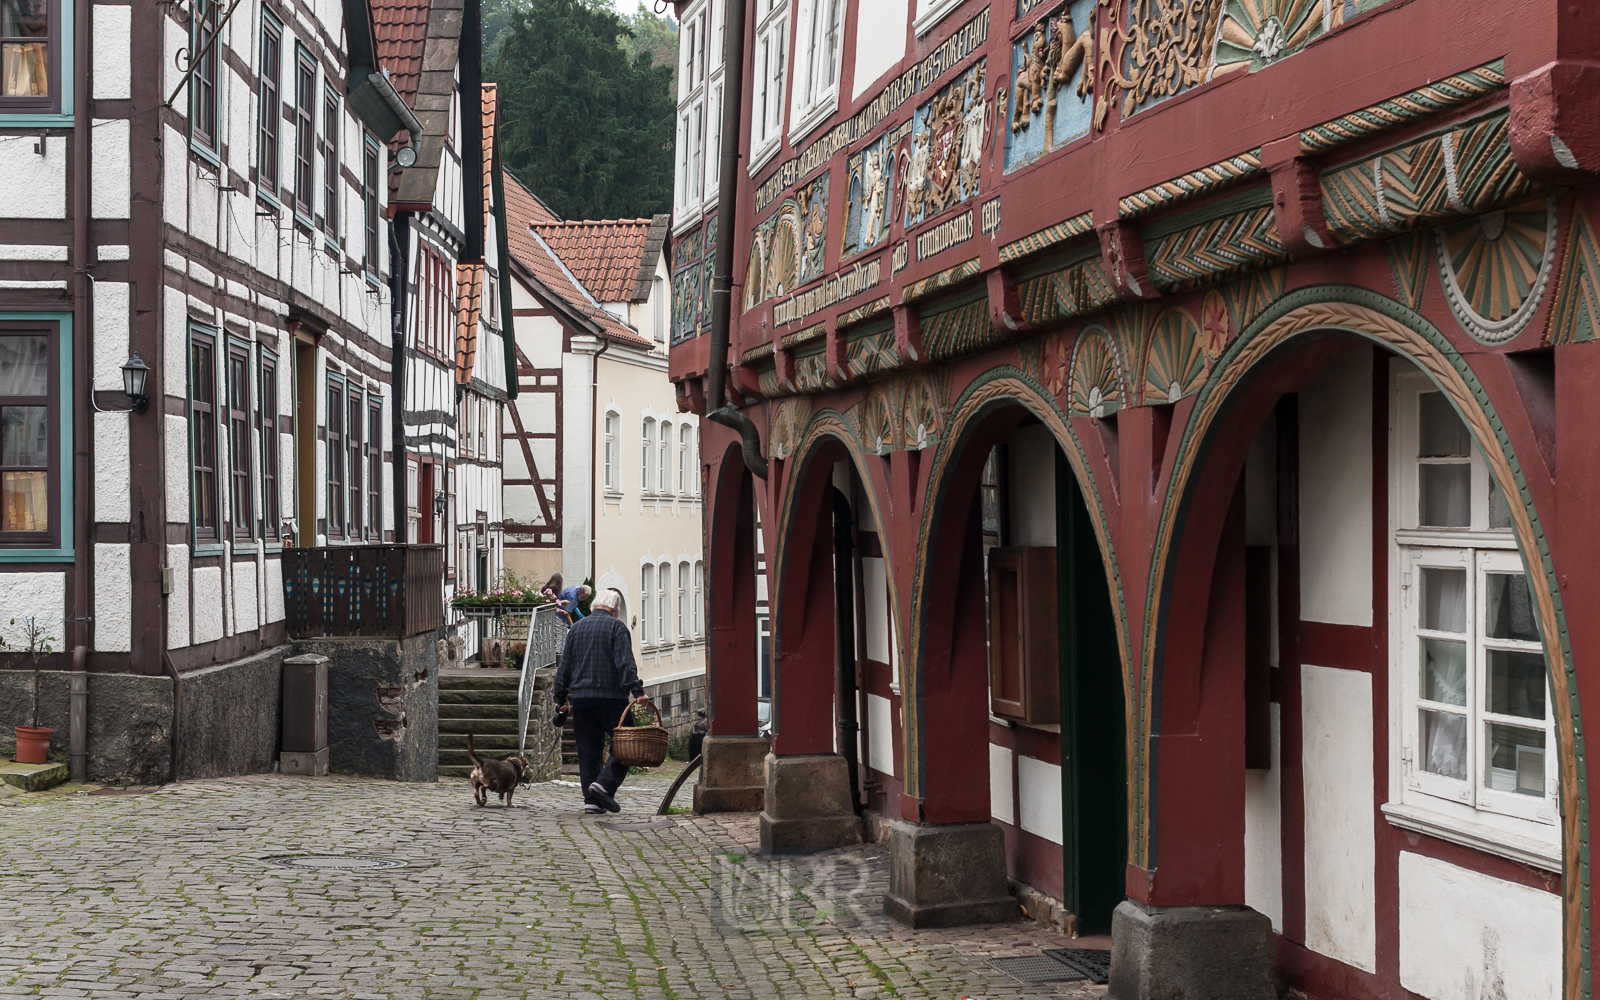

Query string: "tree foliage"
[[488, 0, 676, 220]]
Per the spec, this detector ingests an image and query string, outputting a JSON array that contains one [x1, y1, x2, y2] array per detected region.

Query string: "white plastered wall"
[[1299, 348, 1372, 625], [1302, 662, 1376, 972]]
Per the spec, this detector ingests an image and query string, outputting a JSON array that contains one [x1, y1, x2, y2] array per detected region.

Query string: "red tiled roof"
[[501, 172, 652, 349], [370, 0, 430, 109], [532, 219, 655, 304], [455, 262, 483, 383]]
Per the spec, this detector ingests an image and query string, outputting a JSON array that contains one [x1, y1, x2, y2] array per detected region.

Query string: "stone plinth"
[[693, 734, 768, 813], [882, 820, 1019, 927], [0, 760, 68, 792], [757, 753, 862, 853], [1109, 900, 1275, 1000]]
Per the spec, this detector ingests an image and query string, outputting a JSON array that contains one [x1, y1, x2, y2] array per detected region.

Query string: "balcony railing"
[[282, 544, 445, 638]]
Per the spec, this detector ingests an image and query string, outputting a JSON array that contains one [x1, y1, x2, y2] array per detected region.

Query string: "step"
[[439, 703, 520, 720], [439, 733, 521, 750], [439, 765, 474, 778], [0, 760, 68, 792], [438, 672, 523, 691], [438, 718, 520, 736], [438, 689, 523, 706]]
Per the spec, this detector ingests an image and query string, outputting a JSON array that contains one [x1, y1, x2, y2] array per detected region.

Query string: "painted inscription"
[[772, 257, 884, 327], [917, 209, 975, 262]]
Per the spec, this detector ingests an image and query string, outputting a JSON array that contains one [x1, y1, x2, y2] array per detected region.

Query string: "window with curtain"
[[260, 354, 279, 542], [640, 566, 653, 644], [326, 377, 344, 539], [227, 342, 254, 540], [0, 0, 55, 111], [257, 14, 281, 198], [604, 412, 618, 491], [641, 417, 655, 494], [658, 420, 672, 494], [189, 328, 219, 542], [657, 562, 670, 643], [1392, 370, 1556, 845], [0, 323, 56, 546]]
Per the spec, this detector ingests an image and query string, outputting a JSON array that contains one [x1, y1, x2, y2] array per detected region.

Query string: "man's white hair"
[[592, 588, 623, 613]]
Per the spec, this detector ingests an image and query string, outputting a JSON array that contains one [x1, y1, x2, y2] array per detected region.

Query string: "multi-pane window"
[[604, 412, 617, 491], [190, 0, 219, 149], [477, 398, 487, 456], [260, 355, 279, 542], [294, 48, 315, 218], [417, 245, 453, 357], [678, 424, 690, 494], [798, 0, 842, 117], [693, 560, 703, 636], [657, 562, 670, 643], [750, 0, 787, 160], [678, 561, 689, 639], [640, 566, 653, 643], [641, 417, 655, 494], [322, 87, 340, 238], [658, 420, 672, 494], [0, 0, 55, 111], [367, 401, 382, 540], [0, 325, 55, 545], [347, 388, 363, 539], [486, 272, 499, 328], [326, 378, 344, 538], [1392, 371, 1556, 837], [257, 14, 281, 197], [226, 342, 254, 540], [189, 329, 219, 541], [363, 137, 380, 276], [458, 397, 473, 458]]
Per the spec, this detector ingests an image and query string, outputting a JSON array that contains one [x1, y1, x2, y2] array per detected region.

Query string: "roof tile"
[[370, 0, 431, 109], [532, 219, 656, 304]]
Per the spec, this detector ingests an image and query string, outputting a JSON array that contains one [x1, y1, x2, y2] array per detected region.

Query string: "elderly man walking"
[[553, 588, 655, 814]]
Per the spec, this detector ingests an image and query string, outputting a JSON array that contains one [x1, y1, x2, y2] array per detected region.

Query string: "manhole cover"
[[265, 855, 408, 870], [596, 818, 677, 832], [1044, 948, 1112, 984], [988, 954, 1086, 984]]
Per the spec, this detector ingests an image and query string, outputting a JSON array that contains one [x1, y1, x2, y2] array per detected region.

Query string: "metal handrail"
[[516, 604, 568, 757]]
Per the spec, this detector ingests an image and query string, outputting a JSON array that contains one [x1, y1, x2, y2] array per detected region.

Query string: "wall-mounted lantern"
[[121, 353, 150, 413]]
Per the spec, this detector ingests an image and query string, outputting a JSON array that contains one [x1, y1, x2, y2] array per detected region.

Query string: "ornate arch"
[[903, 369, 1133, 818], [1146, 285, 1586, 999]]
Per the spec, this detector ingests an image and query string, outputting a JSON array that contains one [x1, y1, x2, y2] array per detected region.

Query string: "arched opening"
[[907, 400, 1126, 932]]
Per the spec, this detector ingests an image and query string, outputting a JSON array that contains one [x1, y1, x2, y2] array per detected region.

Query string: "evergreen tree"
[[489, 0, 676, 221]]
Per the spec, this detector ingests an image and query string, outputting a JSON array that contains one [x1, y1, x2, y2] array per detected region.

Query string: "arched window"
[[657, 562, 671, 642], [658, 420, 673, 494], [678, 561, 690, 638], [679, 424, 690, 494], [641, 417, 655, 494], [693, 559, 703, 635], [689, 425, 699, 495], [640, 565, 653, 643], [603, 412, 618, 491]]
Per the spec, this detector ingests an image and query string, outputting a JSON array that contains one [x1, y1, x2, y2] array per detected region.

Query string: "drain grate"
[[987, 954, 1086, 984], [1044, 948, 1112, 984], [265, 855, 408, 870]]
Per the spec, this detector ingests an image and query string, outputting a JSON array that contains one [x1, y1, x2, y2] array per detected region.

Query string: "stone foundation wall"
[[0, 671, 173, 785], [643, 671, 707, 743], [176, 647, 287, 781], [292, 631, 440, 783]]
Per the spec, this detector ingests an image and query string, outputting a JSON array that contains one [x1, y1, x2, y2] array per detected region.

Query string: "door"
[[293, 338, 316, 545]]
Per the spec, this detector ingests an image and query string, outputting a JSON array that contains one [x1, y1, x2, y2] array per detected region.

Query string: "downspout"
[[704, 0, 765, 480], [587, 335, 609, 578], [69, 0, 92, 784], [391, 211, 413, 540]]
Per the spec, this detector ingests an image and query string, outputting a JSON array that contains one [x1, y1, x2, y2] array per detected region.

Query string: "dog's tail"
[[467, 733, 482, 768]]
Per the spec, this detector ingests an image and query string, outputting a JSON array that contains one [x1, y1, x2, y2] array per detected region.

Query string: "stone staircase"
[[437, 669, 522, 778]]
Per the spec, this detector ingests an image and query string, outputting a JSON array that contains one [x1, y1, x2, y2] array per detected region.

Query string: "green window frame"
[[0, 312, 72, 561]]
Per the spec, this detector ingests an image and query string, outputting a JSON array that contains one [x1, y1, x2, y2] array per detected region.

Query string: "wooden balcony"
[[282, 545, 445, 639]]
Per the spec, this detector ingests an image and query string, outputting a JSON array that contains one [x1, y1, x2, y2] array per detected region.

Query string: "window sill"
[[0, 546, 74, 563], [2, 112, 73, 128], [1381, 800, 1560, 873], [748, 138, 782, 177], [912, 0, 964, 36], [787, 93, 839, 147], [1394, 527, 1518, 548]]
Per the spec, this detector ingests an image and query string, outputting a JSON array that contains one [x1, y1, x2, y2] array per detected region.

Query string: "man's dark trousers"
[[572, 698, 633, 805]]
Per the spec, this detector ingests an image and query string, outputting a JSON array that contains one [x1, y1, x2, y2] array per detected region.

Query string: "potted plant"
[[10, 617, 58, 765], [450, 572, 552, 618]]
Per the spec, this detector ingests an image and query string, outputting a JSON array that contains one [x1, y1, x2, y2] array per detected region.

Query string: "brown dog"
[[467, 734, 528, 808]]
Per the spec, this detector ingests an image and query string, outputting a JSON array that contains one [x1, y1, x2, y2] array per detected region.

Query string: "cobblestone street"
[[0, 770, 1107, 999]]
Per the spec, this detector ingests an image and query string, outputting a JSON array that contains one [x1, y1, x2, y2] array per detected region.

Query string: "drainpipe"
[[587, 335, 609, 578], [390, 211, 413, 540], [68, 0, 92, 784], [704, 0, 765, 480], [162, 652, 181, 780]]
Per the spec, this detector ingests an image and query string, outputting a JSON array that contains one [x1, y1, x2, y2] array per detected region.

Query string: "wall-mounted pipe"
[[69, 0, 91, 783], [704, 0, 765, 480]]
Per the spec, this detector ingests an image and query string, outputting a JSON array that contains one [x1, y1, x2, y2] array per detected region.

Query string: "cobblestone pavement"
[[0, 769, 1108, 999]]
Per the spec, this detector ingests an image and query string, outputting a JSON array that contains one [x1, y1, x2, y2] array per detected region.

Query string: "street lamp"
[[120, 353, 150, 413]]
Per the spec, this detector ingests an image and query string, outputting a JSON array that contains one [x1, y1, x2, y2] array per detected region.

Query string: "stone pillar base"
[[280, 747, 329, 776], [757, 753, 863, 853], [1109, 900, 1275, 1000], [882, 820, 1019, 927], [693, 734, 768, 813]]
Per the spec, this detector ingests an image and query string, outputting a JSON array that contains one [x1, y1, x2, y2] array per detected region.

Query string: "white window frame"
[[678, 424, 690, 494], [678, 561, 690, 639], [657, 561, 671, 643], [693, 559, 704, 635], [641, 565, 653, 644], [658, 420, 673, 494], [789, 0, 842, 143], [1384, 366, 1560, 869], [641, 416, 655, 495], [750, 0, 789, 173], [912, 0, 964, 37], [603, 411, 618, 493]]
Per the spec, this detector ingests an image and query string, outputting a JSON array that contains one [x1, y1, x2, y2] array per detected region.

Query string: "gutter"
[[369, 70, 424, 152], [69, 0, 91, 783], [704, 0, 765, 479], [588, 336, 609, 579]]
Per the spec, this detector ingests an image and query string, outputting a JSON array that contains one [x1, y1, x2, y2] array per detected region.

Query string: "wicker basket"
[[611, 699, 669, 768]]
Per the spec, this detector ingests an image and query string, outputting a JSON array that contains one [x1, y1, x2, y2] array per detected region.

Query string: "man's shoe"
[[583, 803, 603, 815], [588, 782, 620, 813]]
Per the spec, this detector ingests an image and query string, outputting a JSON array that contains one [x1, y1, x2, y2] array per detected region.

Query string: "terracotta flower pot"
[[13, 725, 52, 765]]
